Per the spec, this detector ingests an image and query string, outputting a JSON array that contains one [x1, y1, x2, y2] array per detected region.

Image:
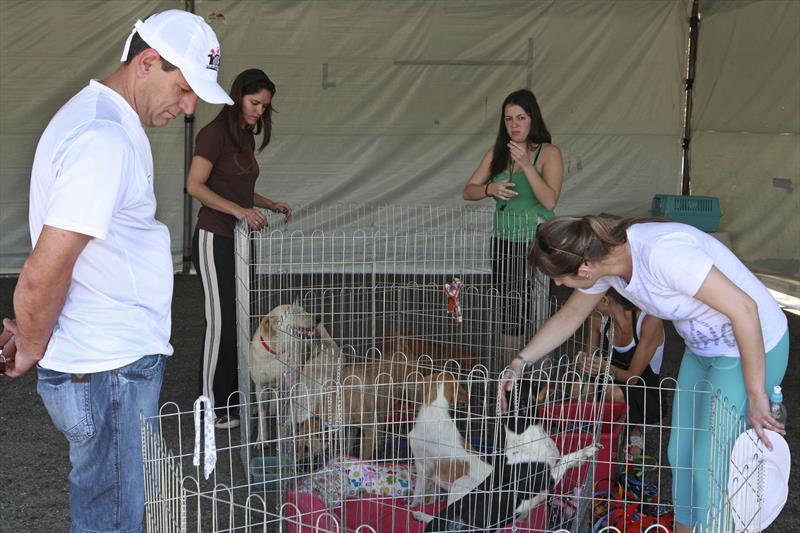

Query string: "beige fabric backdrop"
[[691, 0, 800, 279], [2, 0, 695, 272]]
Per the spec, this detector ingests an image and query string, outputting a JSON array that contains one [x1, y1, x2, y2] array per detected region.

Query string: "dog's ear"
[[267, 314, 280, 334], [440, 376, 461, 407], [417, 374, 436, 404], [503, 376, 538, 434], [504, 384, 514, 410], [295, 420, 316, 460], [456, 383, 469, 407], [516, 373, 544, 411], [256, 314, 272, 335], [535, 381, 549, 404]]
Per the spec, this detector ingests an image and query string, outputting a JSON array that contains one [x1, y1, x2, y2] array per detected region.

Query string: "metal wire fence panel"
[[142, 205, 766, 532]]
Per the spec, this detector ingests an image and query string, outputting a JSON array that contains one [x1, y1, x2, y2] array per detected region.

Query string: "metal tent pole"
[[681, 0, 701, 195], [181, 0, 196, 274]]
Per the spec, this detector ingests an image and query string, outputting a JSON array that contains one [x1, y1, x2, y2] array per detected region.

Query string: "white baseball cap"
[[119, 10, 233, 105]]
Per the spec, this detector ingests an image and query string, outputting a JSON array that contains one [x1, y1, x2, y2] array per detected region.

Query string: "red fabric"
[[283, 430, 600, 533], [285, 491, 549, 533], [541, 401, 627, 494], [284, 409, 610, 532]]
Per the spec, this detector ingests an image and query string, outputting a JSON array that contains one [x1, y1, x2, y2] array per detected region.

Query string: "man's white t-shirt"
[[29, 80, 174, 373], [580, 223, 787, 358]]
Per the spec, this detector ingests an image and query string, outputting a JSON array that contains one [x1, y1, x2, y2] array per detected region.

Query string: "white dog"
[[408, 372, 493, 520]]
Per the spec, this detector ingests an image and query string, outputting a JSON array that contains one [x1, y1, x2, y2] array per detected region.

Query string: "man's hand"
[[1, 318, 40, 378], [1, 320, 16, 375]]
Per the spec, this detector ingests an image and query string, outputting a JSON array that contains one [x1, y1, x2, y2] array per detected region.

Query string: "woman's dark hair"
[[605, 287, 637, 312], [216, 69, 276, 159], [528, 215, 667, 277], [488, 89, 552, 178]]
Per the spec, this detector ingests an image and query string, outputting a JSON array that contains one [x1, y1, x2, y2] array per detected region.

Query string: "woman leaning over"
[[502, 215, 789, 532]]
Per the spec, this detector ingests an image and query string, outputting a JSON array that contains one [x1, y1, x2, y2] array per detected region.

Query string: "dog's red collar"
[[259, 335, 278, 355]]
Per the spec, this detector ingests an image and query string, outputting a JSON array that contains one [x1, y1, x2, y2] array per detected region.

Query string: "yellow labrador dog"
[[250, 304, 339, 445]]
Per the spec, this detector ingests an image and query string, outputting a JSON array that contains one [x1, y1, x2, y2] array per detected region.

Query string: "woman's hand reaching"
[[576, 351, 605, 375], [499, 355, 526, 412]]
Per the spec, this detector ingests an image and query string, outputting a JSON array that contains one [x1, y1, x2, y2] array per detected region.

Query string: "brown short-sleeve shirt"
[[194, 117, 259, 237]]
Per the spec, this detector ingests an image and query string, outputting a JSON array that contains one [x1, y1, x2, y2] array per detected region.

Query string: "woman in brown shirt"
[[187, 69, 291, 429]]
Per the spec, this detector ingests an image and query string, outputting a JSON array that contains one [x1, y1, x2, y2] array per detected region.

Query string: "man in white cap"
[[0, 10, 231, 532]]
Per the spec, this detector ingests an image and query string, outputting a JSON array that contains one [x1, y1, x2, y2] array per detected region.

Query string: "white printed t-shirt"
[[29, 80, 174, 373], [580, 222, 787, 358]]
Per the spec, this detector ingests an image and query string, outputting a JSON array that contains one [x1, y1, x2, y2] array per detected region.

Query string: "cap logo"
[[207, 47, 221, 71]]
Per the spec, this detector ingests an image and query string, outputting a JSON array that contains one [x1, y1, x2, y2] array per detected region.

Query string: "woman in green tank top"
[[463, 89, 564, 364]]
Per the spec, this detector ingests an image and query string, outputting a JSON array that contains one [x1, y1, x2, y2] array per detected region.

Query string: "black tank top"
[[600, 310, 639, 371]]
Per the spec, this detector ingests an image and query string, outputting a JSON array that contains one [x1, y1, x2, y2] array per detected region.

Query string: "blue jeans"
[[37, 354, 167, 533]]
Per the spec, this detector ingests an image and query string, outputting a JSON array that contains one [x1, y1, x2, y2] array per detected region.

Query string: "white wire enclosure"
[[140, 205, 769, 532], [234, 204, 551, 455], [141, 375, 769, 533], [142, 348, 617, 533]]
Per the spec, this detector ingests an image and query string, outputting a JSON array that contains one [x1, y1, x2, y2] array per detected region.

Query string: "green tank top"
[[490, 143, 555, 242]]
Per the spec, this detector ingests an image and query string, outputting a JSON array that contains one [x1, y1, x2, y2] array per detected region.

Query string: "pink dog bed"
[[284, 432, 596, 532], [284, 492, 548, 533]]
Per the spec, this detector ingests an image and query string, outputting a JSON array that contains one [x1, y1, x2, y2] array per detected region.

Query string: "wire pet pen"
[[234, 204, 551, 460], [141, 377, 771, 532], [587, 377, 772, 533], [140, 204, 771, 532], [141, 342, 617, 532]]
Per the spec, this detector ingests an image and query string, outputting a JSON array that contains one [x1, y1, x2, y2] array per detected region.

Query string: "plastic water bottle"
[[770, 385, 788, 427]]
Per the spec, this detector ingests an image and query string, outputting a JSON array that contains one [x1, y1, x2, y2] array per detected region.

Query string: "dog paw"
[[412, 510, 434, 523], [587, 442, 603, 456]]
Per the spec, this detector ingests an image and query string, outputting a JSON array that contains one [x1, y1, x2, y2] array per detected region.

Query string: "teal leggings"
[[667, 329, 789, 531]]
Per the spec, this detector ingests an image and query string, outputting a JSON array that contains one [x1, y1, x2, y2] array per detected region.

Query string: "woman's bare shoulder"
[[541, 143, 562, 158]]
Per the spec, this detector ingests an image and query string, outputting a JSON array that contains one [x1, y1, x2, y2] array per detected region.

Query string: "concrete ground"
[[0, 275, 797, 531]]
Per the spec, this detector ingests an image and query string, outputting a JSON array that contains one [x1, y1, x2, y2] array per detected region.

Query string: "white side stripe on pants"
[[198, 229, 222, 408]]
